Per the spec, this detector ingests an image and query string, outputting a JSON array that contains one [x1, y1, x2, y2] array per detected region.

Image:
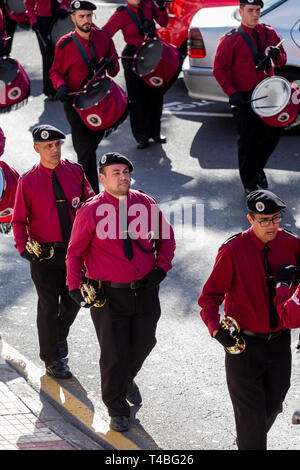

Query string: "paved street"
[[0, 0, 300, 451]]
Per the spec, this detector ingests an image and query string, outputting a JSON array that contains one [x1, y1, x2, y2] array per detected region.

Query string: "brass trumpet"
[[220, 316, 246, 355], [26, 239, 54, 259], [80, 282, 106, 308]]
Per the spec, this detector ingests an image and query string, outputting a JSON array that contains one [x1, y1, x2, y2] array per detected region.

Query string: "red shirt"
[[198, 227, 300, 335], [274, 284, 300, 329], [50, 27, 120, 91], [12, 159, 95, 254], [66, 189, 176, 290], [213, 22, 287, 96], [24, 0, 71, 24], [102, 0, 168, 47], [0, 162, 19, 223]]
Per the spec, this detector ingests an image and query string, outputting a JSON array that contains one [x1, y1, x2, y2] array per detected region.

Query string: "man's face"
[[34, 140, 61, 169], [240, 5, 261, 28], [247, 211, 281, 244], [127, 0, 141, 6], [99, 164, 131, 197], [72, 10, 93, 33]]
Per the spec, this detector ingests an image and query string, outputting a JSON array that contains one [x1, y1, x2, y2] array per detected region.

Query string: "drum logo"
[[8, 87, 21, 101], [278, 112, 290, 123], [149, 76, 164, 87], [87, 114, 102, 127]]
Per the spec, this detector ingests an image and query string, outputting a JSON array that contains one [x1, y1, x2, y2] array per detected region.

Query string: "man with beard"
[[50, 0, 120, 194]]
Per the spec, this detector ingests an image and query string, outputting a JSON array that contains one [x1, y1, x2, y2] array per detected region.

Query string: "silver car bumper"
[[182, 60, 228, 103]]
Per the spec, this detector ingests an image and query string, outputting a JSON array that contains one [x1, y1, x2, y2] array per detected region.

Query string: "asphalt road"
[[1, 1, 300, 451]]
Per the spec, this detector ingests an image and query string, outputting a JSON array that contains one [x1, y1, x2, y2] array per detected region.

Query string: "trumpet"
[[80, 282, 106, 308], [26, 239, 54, 259], [220, 316, 246, 355]]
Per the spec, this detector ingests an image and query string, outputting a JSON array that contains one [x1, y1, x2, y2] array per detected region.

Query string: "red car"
[[157, 0, 239, 55]]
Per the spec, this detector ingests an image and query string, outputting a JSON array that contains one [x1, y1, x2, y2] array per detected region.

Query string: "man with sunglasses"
[[198, 189, 300, 450]]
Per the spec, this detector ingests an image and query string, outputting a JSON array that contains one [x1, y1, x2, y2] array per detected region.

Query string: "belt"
[[102, 280, 143, 290], [241, 329, 287, 341]]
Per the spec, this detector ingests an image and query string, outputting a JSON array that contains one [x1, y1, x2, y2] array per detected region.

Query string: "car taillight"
[[188, 27, 206, 58]]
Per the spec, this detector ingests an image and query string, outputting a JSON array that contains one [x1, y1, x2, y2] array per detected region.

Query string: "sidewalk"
[[0, 336, 104, 451]]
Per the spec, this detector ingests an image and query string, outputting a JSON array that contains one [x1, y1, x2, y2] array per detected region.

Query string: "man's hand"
[[229, 92, 245, 107], [276, 264, 295, 286], [21, 249, 40, 263], [267, 46, 281, 61], [69, 289, 95, 308], [214, 329, 237, 348], [143, 267, 166, 289], [56, 84, 69, 102]]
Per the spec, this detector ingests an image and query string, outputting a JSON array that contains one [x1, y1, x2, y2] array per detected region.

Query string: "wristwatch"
[[275, 281, 290, 289]]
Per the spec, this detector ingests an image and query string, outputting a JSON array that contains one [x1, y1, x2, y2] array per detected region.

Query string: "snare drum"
[[0, 161, 19, 224], [251, 76, 300, 127], [132, 38, 181, 88], [4, 0, 29, 23], [48, 14, 74, 47], [73, 77, 128, 132], [0, 57, 30, 112]]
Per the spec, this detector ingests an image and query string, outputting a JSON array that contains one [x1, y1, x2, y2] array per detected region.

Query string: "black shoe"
[[245, 185, 259, 196], [137, 140, 149, 149], [152, 135, 167, 144], [46, 359, 72, 379], [110, 416, 129, 432], [126, 381, 142, 405], [257, 171, 268, 189]]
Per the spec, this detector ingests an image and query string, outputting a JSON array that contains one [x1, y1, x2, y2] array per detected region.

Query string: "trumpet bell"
[[220, 316, 246, 355]]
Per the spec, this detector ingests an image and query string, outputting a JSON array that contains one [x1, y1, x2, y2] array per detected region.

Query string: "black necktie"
[[263, 245, 278, 330], [119, 201, 133, 260], [252, 29, 263, 61], [52, 171, 73, 244]]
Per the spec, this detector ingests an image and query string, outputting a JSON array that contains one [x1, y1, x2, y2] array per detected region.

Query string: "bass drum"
[[132, 38, 181, 88], [73, 77, 128, 135], [48, 14, 74, 46], [4, 0, 29, 23], [251, 76, 300, 127], [0, 57, 30, 112]]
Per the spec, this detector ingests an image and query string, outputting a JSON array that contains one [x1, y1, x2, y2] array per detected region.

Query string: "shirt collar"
[[248, 226, 282, 251], [38, 161, 62, 178]]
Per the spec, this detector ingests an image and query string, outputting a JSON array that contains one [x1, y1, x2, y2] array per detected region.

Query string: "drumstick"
[[119, 56, 144, 60], [248, 95, 268, 103]]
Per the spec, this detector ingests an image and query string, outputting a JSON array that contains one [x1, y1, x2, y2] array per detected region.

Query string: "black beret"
[[239, 0, 264, 7], [247, 190, 286, 214], [99, 152, 133, 172], [70, 0, 96, 11], [32, 124, 66, 142]]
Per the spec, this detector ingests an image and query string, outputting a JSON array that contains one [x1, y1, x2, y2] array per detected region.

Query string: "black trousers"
[[122, 44, 182, 143], [232, 94, 281, 189], [30, 249, 80, 365], [90, 285, 161, 417], [35, 16, 55, 97], [0, 2, 16, 56], [225, 330, 291, 450], [64, 99, 104, 194]]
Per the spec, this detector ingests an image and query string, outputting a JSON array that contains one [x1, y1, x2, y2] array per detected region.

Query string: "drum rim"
[[0, 167, 6, 201], [251, 76, 291, 117], [73, 77, 112, 110], [133, 38, 162, 76]]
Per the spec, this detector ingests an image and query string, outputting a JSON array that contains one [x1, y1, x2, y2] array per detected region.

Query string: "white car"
[[182, 0, 300, 102]]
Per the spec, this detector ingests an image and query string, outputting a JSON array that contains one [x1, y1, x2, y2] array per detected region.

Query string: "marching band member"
[[274, 264, 300, 329], [11, 125, 94, 379], [25, 0, 71, 100], [50, 0, 120, 194], [102, 0, 180, 149], [213, 0, 287, 195], [0, 128, 19, 234], [66, 152, 175, 432], [198, 190, 300, 450]]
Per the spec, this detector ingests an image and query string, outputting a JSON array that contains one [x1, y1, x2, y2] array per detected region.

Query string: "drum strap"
[[125, 6, 155, 38], [238, 26, 269, 65], [71, 31, 98, 75]]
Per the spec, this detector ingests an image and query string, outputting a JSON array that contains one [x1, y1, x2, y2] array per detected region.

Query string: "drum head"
[[252, 77, 291, 117], [49, 15, 74, 46], [4, 0, 25, 14], [136, 41, 162, 75], [0, 167, 5, 200], [0, 59, 18, 85], [76, 79, 111, 109]]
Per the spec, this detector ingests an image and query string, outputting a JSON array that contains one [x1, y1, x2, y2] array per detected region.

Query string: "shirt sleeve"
[[50, 43, 68, 90], [213, 36, 237, 97], [198, 244, 234, 335], [155, 209, 176, 273], [102, 10, 123, 38], [24, 0, 38, 25], [274, 284, 300, 329], [153, 2, 169, 27], [11, 178, 30, 254], [66, 206, 94, 290]]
